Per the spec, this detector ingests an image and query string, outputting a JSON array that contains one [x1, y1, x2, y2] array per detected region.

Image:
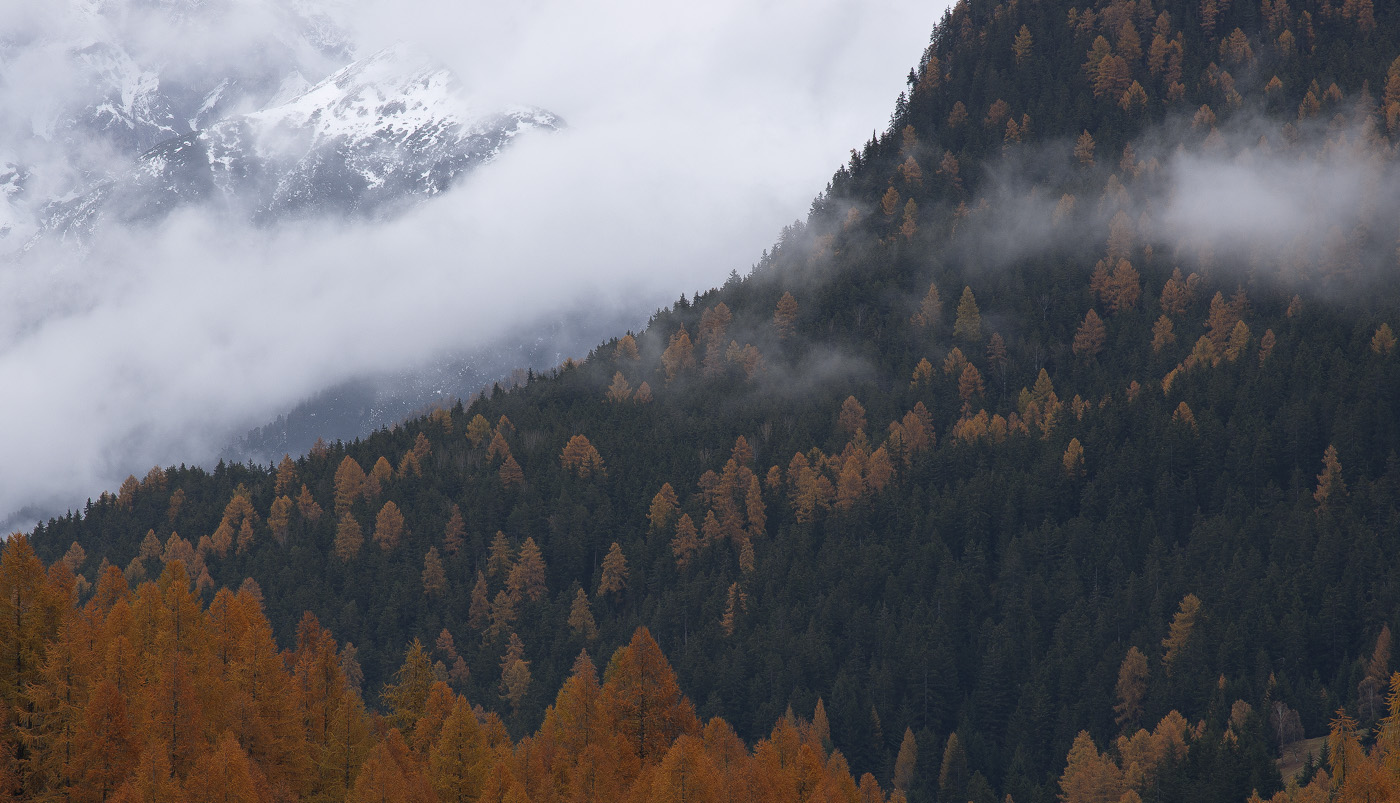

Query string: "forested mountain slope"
[[16, 0, 1400, 801]]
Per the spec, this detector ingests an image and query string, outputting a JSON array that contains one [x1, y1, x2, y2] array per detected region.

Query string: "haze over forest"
[[0, 0, 936, 528]]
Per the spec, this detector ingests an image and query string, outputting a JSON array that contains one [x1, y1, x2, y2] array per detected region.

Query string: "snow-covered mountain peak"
[[247, 44, 462, 150], [26, 42, 563, 245]]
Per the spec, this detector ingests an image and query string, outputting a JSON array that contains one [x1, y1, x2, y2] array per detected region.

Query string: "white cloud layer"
[[0, 0, 942, 526]]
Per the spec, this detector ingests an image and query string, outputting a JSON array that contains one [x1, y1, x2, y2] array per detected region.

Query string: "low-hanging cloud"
[[954, 109, 1400, 288], [0, 0, 941, 527]]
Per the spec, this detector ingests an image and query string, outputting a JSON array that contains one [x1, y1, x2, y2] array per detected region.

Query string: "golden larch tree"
[[1059, 731, 1125, 803], [498, 454, 524, 490], [1162, 593, 1202, 676], [334, 514, 363, 561], [837, 396, 867, 437], [167, 488, 185, 523], [615, 333, 640, 362], [1315, 444, 1346, 511], [1359, 626, 1392, 722], [599, 627, 700, 763], [987, 332, 1008, 369], [1114, 647, 1149, 729], [443, 505, 465, 555], [267, 495, 293, 545], [881, 186, 901, 216], [499, 634, 532, 715], [947, 100, 968, 126], [1119, 81, 1149, 111], [901, 198, 919, 239], [958, 363, 985, 412], [866, 447, 895, 494], [835, 457, 865, 513], [650, 734, 723, 803], [1372, 324, 1396, 356], [938, 151, 962, 190], [1106, 260, 1141, 312], [1259, 329, 1276, 364], [486, 590, 518, 644], [1224, 320, 1251, 362], [374, 501, 407, 552], [1074, 131, 1096, 165], [1159, 268, 1197, 316], [943, 346, 969, 377], [1204, 292, 1242, 347], [1013, 24, 1033, 65], [894, 727, 918, 791], [661, 326, 696, 380], [422, 547, 447, 597], [333, 456, 365, 517], [428, 697, 489, 803], [367, 456, 393, 497], [568, 589, 598, 641], [911, 283, 942, 330], [236, 514, 256, 555], [606, 372, 633, 403], [598, 542, 629, 597], [911, 358, 935, 387], [672, 515, 699, 569], [274, 455, 297, 496], [939, 733, 969, 803], [73, 679, 136, 801], [898, 156, 923, 186], [1063, 438, 1086, 477], [1074, 310, 1107, 358], [487, 531, 514, 579], [1172, 402, 1197, 432], [384, 640, 436, 732], [1152, 315, 1176, 353], [184, 731, 262, 803], [953, 287, 982, 342], [465, 414, 492, 448], [507, 538, 547, 603], [487, 430, 511, 463], [296, 485, 323, 523], [560, 435, 607, 480], [648, 484, 679, 533], [140, 528, 163, 561], [1149, 34, 1170, 74], [984, 98, 1011, 129]]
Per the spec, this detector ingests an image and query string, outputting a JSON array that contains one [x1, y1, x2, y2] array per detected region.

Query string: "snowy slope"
[[32, 46, 561, 241]]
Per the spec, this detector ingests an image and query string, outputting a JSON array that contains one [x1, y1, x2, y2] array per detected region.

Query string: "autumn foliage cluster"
[[0, 535, 908, 803]]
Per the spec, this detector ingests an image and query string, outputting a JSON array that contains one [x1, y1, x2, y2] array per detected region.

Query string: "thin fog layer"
[[955, 113, 1400, 286], [0, 0, 938, 527]]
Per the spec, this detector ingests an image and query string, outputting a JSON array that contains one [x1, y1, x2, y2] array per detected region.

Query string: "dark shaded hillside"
[[28, 1, 1400, 801]]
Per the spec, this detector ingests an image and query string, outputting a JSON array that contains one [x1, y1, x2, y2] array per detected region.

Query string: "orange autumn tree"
[[600, 628, 701, 763], [0, 539, 899, 803], [561, 435, 607, 480], [661, 326, 697, 380]]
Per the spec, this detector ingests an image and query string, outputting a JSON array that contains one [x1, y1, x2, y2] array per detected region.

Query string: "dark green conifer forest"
[[18, 0, 1400, 800]]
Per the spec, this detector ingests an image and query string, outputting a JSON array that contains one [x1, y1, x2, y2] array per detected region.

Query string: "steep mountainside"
[[19, 1, 1400, 802]]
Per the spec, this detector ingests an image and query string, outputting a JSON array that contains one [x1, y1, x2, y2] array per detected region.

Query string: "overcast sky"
[[0, 0, 943, 527]]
